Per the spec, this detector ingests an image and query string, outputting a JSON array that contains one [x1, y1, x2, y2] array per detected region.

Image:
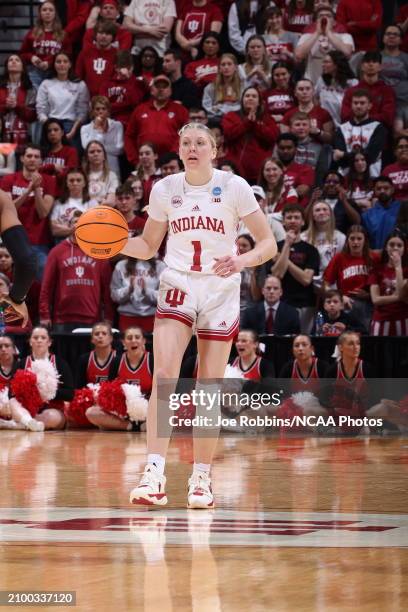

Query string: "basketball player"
[[122, 122, 277, 508], [0, 190, 37, 326]]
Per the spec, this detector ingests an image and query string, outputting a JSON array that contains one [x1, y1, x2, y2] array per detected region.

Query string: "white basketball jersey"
[[148, 169, 259, 274]]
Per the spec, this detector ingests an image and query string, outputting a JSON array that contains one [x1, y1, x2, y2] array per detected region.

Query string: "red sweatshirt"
[[41, 145, 80, 196], [125, 99, 189, 165], [83, 26, 132, 51], [75, 45, 117, 97], [20, 31, 72, 67], [65, 0, 94, 45], [100, 75, 147, 125], [222, 111, 279, 183], [39, 239, 114, 324], [382, 162, 408, 202], [341, 80, 396, 129], [0, 86, 36, 152], [336, 0, 382, 52]]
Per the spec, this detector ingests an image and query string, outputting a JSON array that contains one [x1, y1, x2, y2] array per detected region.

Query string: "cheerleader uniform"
[[18, 354, 74, 412], [109, 351, 154, 397], [75, 350, 116, 388]]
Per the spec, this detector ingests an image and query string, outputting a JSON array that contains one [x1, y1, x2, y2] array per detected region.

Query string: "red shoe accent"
[[131, 497, 155, 506]]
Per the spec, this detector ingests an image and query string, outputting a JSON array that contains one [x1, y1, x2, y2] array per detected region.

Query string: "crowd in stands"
[[0, 0, 407, 432]]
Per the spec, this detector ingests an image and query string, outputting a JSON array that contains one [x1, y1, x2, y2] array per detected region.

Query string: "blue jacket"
[[362, 200, 400, 249]]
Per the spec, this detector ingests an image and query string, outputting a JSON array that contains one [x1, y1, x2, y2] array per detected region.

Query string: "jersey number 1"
[[191, 241, 202, 272]]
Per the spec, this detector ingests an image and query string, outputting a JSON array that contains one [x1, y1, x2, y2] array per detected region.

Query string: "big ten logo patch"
[[165, 289, 186, 308]]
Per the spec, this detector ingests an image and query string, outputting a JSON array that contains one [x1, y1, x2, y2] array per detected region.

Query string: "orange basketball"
[[75, 206, 129, 259]]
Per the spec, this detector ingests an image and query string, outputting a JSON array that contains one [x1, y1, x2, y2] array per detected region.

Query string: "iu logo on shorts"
[[165, 289, 186, 308]]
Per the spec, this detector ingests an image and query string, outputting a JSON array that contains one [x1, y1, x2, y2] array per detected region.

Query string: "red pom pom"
[[98, 379, 127, 418], [399, 395, 408, 415], [11, 370, 43, 417], [65, 388, 94, 426], [276, 398, 304, 432]]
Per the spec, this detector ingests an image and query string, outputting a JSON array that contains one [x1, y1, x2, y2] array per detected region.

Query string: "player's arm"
[[120, 217, 168, 260]]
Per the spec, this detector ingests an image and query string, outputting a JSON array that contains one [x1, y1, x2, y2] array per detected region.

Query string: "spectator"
[[236, 234, 258, 315], [80, 95, 124, 178], [271, 204, 320, 333], [238, 36, 271, 91], [301, 199, 346, 289], [100, 50, 147, 127], [40, 119, 79, 195], [0, 144, 55, 279], [380, 24, 408, 112], [344, 151, 374, 212], [310, 170, 361, 233], [20, 1, 71, 90], [362, 176, 401, 249], [189, 107, 208, 125], [123, 0, 176, 58], [184, 31, 221, 92], [50, 168, 92, 242], [115, 183, 146, 237], [311, 289, 366, 335], [289, 112, 331, 182], [110, 256, 165, 333], [259, 157, 298, 215], [241, 274, 300, 335], [202, 54, 244, 120], [323, 224, 376, 329], [125, 74, 189, 166], [39, 234, 114, 331], [228, 0, 271, 56], [262, 7, 299, 64], [0, 145, 16, 178], [162, 48, 201, 108], [75, 20, 117, 98], [222, 86, 279, 183], [383, 137, 408, 204], [281, 79, 334, 144], [295, 7, 354, 84], [0, 245, 13, 281], [158, 151, 184, 176], [175, 0, 222, 60], [284, 0, 314, 35], [125, 176, 146, 214], [36, 52, 89, 146], [84, 0, 132, 51], [279, 333, 329, 380], [246, 184, 287, 244], [0, 55, 36, 158], [333, 89, 387, 177], [131, 142, 160, 204], [340, 51, 396, 130], [133, 46, 162, 86], [336, 0, 382, 54], [276, 133, 315, 205], [16, 326, 74, 430], [369, 229, 408, 336], [83, 140, 118, 206], [208, 121, 228, 168], [315, 50, 357, 127], [263, 62, 295, 126]]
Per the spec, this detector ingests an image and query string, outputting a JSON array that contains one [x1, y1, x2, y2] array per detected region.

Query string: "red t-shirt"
[[128, 216, 146, 237], [100, 75, 147, 125], [283, 161, 315, 189], [282, 105, 333, 133], [265, 41, 294, 63], [184, 58, 219, 90], [83, 26, 132, 51], [0, 172, 56, 246], [369, 263, 408, 321], [324, 252, 379, 295], [179, 2, 223, 40], [75, 45, 117, 97], [283, 9, 313, 34], [20, 31, 72, 66], [382, 162, 408, 202], [263, 88, 295, 117]]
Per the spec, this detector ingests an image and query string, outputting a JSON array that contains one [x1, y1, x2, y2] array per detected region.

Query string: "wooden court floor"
[[0, 431, 407, 611]]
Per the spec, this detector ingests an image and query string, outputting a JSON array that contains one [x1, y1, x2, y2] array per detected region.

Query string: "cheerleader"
[[232, 329, 275, 380], [0, 334, 43, 431], [279, 334, 328, 385], [86, 326, 153, 430], [16, 326, 74, 430], [75, 321, 116, 388]]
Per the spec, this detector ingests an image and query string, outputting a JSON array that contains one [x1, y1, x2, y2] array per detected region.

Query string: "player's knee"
[[41, 409, 65, 430], [155, 366, 177, 380]]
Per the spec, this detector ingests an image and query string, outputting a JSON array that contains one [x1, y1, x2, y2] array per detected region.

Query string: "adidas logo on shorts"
[[192, 205, 200, 211], [218, 321, 227, 327]]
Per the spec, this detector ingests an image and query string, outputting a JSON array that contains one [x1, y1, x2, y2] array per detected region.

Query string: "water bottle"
[[0, 307, 5, 334], [315, 311, 324, 337]]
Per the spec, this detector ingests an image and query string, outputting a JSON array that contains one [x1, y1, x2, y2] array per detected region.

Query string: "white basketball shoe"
[[187, 471, 214, 509], [129, 463, 168, 506]]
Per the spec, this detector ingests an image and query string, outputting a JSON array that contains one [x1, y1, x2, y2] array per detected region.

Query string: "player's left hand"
[[213, 256, 243, 277]]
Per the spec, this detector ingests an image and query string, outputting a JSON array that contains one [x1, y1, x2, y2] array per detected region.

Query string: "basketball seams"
[[74, 205, 130, 259]]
